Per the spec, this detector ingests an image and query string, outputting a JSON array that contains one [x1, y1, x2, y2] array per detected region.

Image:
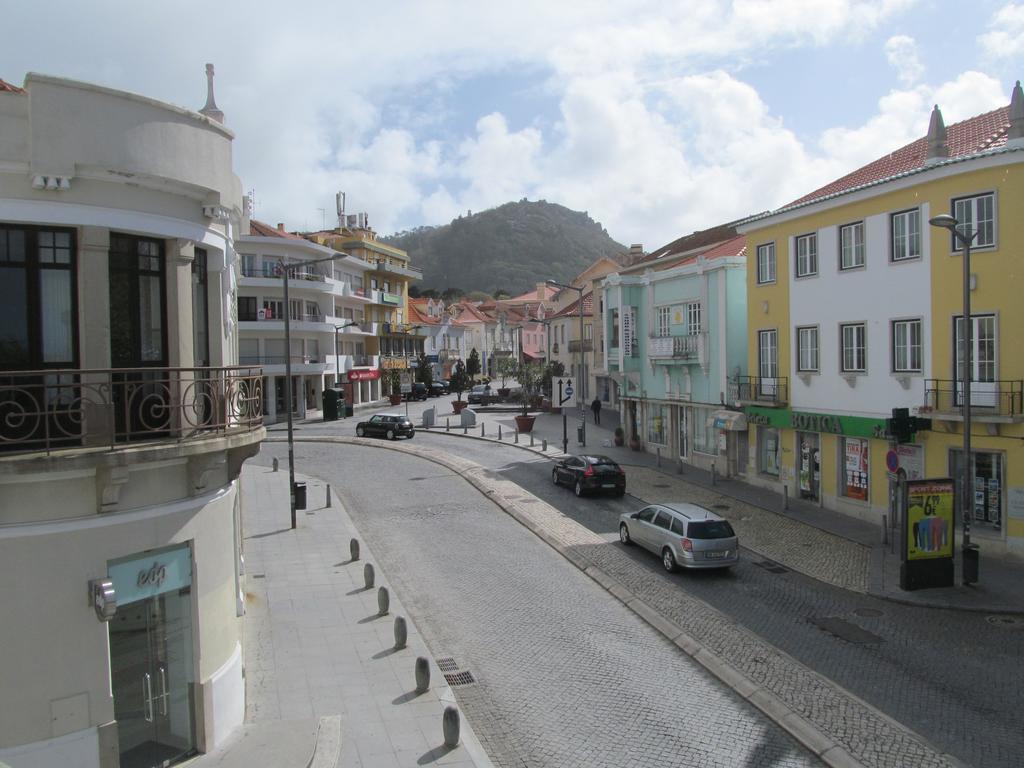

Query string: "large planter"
[[389, 393, 402, 405], [629, 436, 643, 451], [614, 431, 625, 447], [497, 388, 511, 400], [514, 414, 536, 433], [452, 400, 468, 414]]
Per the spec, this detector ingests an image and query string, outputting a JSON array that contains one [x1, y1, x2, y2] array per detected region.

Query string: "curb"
[[266, 435, 966, 768]]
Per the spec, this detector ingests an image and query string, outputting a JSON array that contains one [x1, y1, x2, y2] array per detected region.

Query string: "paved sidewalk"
[[193, 466, 493, 768], [421, 401, 1024, 614]]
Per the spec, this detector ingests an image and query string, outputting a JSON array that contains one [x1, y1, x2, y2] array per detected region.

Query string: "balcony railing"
[[733, 375, 788, 406], [239, 355, 321, 366], [924, 379, 1024, 417], [568, 339, 594, 353], [647, 334, 704, 361], [0, 366, 264, 456]]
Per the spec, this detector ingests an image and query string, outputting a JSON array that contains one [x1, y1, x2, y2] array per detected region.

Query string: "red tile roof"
[[643, 223, 739, 263], [509, 285, 559, 302], [785, 106, 1012, 210], [651, 234, 747, 271], [249, 219, 305, 240], [551, 292, 593, 318], [0, 78, 25, 94]]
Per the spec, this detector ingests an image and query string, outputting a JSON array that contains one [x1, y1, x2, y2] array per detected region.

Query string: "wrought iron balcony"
[[733, 375, 788, 407], [923, 379, 1024, 418], [568, 339, 594, 353], [647, 334, 705, 362], [0, 366, 264, 456]]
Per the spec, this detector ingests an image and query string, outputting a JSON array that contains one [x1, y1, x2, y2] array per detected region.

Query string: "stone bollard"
[[656, 447, 661, 467], [463, 425, 468, 435], [363, 563, 375, 589], [498, 425, 502, 440], [393, 615, 407, 649], [480, 423, 485, 437], [514, 428, 519, 444], [350, 538, 360, 561], [272, 457, 279, 472], [446, 418, 450, 432], [326, 484, 332, 508], [530, 434, 535, 447], [542, 439, 547, 451], [442, 706, 460, 747], [414, 656, 430, 693], [377, 586, 390, 616]]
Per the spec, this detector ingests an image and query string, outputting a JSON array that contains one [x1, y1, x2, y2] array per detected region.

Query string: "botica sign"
[[791, 412, 842, 433]]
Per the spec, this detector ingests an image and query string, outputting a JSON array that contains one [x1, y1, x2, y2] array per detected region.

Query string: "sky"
[[2, 1, 1023, 251]]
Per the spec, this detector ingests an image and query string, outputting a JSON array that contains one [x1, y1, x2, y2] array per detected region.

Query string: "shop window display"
[[759, 428, 780, 477], [841, 437, 869, 501]]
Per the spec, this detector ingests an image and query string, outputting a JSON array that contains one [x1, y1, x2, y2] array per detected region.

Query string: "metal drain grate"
[[444, 671, 476, 686], [436, 657, 459, 672], [753, 560, 789, 574], [986, 615, 1024, 628]]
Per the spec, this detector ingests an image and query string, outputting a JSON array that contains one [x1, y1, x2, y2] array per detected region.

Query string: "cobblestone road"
[[256, 443, 816, 767]]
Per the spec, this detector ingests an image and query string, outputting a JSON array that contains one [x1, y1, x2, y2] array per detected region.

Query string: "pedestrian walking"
[[590, 397, 602, 425]]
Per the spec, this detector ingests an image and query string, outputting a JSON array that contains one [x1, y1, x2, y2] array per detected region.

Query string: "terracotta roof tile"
[[651, 235, 747, 271], [785, 106, 1011, 209], [0, 78, 25, 94], [551, 292, 593, 318], [249, 219, 305, 240]]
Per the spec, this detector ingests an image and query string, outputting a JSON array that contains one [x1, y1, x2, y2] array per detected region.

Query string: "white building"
[[236, 218, 383, 421], [0, 69, 262, 767], [408, 297, 467, 379]]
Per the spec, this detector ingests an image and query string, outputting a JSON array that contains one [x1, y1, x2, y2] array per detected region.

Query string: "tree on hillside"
[[493, 288, 512, 300], [466, 348, 481, 381]]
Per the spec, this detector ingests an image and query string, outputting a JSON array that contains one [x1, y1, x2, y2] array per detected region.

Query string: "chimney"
[[628, 244, 645, 264], [277, 223, 285, 232], [925, 104, 948, 164], [1008, 80, 1024, 145], [199, 63, 225, 124], [537, 282, 549, 300]]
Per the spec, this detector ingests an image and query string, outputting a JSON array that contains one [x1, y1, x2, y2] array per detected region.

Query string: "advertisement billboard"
[[905, 479, 955, 561]]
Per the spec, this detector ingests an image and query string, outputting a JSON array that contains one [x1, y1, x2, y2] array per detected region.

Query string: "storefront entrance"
[[109, 547, 195, 768], [797, 432, 820, 502]]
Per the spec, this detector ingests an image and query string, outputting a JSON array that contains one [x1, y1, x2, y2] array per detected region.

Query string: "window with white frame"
[[891, 209, 921, 262], [840, 222, 865, 270], [686, 302, 702, 335], [795, 233, 817, 277], [953, 192, 996, 249], [841, 323, 867, 372], [955, 314, 996, 384], [892, 319, 922, 373], [656, 306, 670, 337], [757, 242, 776, 284], [796, 326, 819, 372]]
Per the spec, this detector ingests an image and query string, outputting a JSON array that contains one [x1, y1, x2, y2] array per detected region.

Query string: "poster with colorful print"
[[844, 438, 868, 501], [905, 479, 954, 561]]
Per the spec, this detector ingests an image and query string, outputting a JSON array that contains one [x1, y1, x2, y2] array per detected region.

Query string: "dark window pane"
[[109, 271, 134, 366], [687, 520, 736, 539], [670, 517, 686, 535], [0, 267, 29, 365]]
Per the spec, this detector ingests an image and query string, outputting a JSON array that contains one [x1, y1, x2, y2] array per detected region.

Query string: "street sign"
[[400, 371, 413, 393], [552, 376, 574, 406]]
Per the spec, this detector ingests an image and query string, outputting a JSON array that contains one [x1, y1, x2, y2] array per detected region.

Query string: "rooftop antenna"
[[336, 192, 346, 228], [247, 188, 258, 218]]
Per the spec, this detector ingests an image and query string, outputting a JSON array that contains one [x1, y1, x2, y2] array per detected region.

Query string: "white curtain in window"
[[40, 269, 73, 363]]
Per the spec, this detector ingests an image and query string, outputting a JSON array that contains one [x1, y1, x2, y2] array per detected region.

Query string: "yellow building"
[[738, 81, 1024, 557]]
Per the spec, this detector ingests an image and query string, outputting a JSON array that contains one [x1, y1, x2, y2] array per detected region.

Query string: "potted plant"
[[614, 427, 625, 447], [495, 356, 517, 400], [449, 360, 470, 414], [629, 433, 642, 451], [386, 369, 403, 405], [513, 361, 544, 432]]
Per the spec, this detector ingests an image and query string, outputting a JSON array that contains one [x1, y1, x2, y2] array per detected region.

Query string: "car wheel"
[[386, 429, 395, 440], [619, 524, 632, 545], [662, 548, 676, 573], [574, 480, 584, 497], [356, 426, 365, 437], [551, 468, 560, 485]]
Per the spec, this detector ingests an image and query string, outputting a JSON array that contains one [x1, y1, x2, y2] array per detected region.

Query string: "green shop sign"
[[382, 292, 401, 305], [745, 406, 888, 439]]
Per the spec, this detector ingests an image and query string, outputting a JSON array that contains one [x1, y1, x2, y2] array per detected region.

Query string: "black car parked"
[[404, 382, 428, 401], [355, 413, 415, 440], [429, 381, 449, 396], [552, 454, 626, 497]]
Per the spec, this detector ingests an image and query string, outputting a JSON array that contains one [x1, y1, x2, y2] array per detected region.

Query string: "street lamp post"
[[928, 213, 980, 584], [547, 279, 586, 448], [280, 252, 345, 530]]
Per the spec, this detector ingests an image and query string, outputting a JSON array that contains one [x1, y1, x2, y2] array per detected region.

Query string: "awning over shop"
[[707, 410, 747, 431]]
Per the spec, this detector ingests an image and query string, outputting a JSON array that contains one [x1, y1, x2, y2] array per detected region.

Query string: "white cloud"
[[885, 35, 924, 85], [978, 3, 1024, 60]]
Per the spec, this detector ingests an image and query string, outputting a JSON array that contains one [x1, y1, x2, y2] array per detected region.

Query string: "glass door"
[[110, 588, 195, 768]]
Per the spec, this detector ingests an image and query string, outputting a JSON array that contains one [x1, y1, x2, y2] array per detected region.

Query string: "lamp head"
[[928, 214, 958, 230]]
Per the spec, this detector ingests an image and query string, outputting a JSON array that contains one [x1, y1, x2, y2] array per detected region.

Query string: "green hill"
[[384, 200, 626, 295]]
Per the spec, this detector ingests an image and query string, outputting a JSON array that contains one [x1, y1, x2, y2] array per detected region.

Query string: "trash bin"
[[293, 481, 307, 510], [344, 403, 354, 418], [322, 388, 342, 421], [963, 543, 980, 584]]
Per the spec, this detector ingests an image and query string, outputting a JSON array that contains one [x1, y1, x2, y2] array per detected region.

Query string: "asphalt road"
[[252, 441, 817, 767], [408, 432, 1024, 768]]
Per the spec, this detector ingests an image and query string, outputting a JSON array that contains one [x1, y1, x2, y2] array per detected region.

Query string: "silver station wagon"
[[618, 502, 739, 572]]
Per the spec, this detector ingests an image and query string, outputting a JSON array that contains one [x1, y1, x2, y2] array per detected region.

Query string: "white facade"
[[0, 73, 262, 767]]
